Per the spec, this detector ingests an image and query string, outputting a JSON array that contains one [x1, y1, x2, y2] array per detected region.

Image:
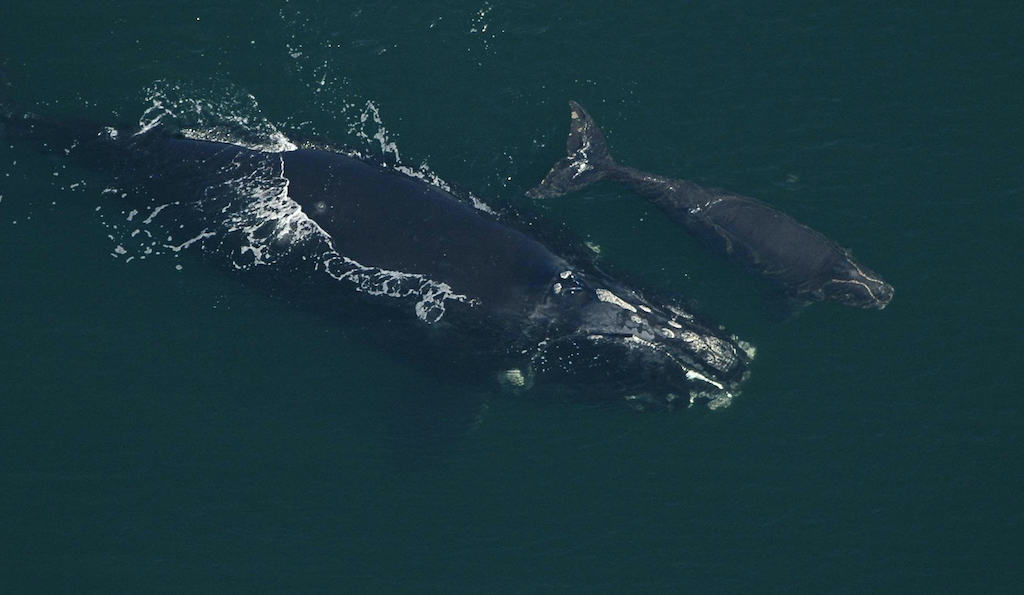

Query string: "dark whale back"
[[282, 149, 564, 313], [682, 193, 845, 293], [96, 131, 565, 317]]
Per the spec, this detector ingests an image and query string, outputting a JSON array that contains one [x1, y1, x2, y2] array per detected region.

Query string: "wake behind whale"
[[1, 92, 753, 410]]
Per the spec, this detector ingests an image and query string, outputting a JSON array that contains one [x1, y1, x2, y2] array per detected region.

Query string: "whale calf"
[[2, 105, 752, 409], [528, 101, 894, 309]]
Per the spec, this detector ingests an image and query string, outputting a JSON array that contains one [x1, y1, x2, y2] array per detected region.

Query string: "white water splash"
[[348, 101, 400, 163], [103, 133, 475, 323], [276, 7, 498, 214], [100, 82, 499, 322], [138, 81, 297, 152], [222, 153, 475, 322], [469, 3, 497, 52]]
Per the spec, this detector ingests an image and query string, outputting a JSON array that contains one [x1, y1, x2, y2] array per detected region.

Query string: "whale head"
[[820, 255, 894, 309], [528, 271, 752, 409]]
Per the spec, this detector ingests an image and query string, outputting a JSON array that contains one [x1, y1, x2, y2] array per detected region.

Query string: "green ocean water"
[[1, 2, 1021, 592]]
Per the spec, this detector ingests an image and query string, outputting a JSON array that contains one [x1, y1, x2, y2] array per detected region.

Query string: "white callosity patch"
[[501, 368, 526, 387], [533, 267, 749, 406], [821, 258, 891, 307], [677, 331, 740, 372], [594, 288, 638, 313], [690, 390, 735, 410], [683, 369, 724, 390], [619, 334, 729, 393]]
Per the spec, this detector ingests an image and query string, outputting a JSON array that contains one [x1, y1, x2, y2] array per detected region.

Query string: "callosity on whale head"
[[526, 270, 753, 409], [817, 255, 894, 310]]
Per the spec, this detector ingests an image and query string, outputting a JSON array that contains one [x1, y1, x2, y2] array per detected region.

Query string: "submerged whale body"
[[2, 108, 752, 409], [528, 101, 894, 310]]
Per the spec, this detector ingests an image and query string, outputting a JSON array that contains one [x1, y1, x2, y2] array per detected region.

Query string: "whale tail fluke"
[[526, 101, 616, 199]]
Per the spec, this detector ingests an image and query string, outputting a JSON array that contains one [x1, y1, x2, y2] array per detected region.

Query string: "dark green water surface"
[[1, 2, 1021, 592]]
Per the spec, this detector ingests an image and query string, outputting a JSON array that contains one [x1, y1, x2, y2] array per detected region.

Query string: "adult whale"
[[528, 101, 894, 309], [1, 107, 752, 409]]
